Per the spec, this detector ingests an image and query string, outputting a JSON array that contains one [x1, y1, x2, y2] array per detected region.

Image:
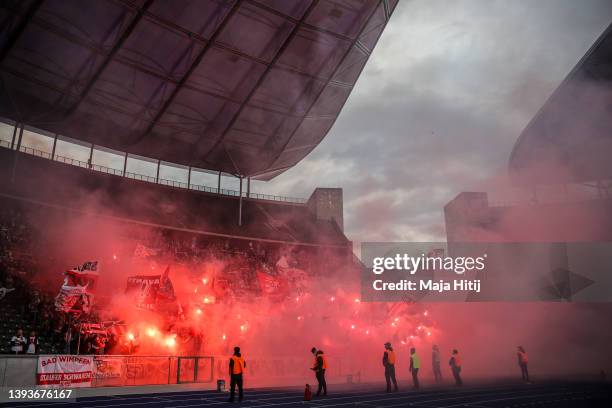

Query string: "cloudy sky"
[[260, 0, 612, 243]]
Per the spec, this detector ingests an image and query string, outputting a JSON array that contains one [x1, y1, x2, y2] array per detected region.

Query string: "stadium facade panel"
[[509, 22, 612, 185]]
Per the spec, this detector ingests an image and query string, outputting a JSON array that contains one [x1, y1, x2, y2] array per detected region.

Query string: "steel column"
[[51, 134, 58, 159], [9, 122, 18, 149], [238, 177, 243, 226], [11, 124, 25, 183], [88, 144, 94, 168], [15, 124, 24, 151]]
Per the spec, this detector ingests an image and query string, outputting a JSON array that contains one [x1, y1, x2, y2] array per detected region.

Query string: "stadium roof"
[[509, 22, 612, 185], [0, 0, 397, 180]]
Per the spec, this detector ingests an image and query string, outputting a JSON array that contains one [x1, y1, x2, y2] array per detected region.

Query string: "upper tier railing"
[[0, 139, 307, 204]]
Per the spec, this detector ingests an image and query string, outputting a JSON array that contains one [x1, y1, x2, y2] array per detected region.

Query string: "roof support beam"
[[64, 0, 154, 117], [263, 0, 385, 171], [202, 0, 321, 173], [135, 0, 244, 145], [0, 0, 43, 64]]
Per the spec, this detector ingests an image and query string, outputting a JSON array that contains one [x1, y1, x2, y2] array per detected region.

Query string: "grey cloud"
[[263, 0, 612, 243]]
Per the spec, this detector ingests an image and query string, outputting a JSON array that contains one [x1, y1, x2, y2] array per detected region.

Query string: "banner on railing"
[[92, 356, 175, 387], [37, 355, 94, 388]]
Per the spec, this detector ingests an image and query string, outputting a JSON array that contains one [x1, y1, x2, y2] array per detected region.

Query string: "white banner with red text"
[[37, 355, 94, 388]]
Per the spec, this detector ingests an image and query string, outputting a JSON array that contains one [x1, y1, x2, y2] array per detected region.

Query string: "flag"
[[134, 243, 158, 258], [126, 266, 176, 311], [54, 285, 92, 313], [125, 275, 161, 310], [55, 261, 99, 313], [157, 266, 176, 302], [67, 261, 99, 276]]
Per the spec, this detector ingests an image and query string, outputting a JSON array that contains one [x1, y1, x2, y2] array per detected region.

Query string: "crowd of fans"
[[0, 202, 349, 355]]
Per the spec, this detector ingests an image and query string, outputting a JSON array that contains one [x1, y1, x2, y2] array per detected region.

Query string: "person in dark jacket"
[[228, 346, 246, 402], [310, 347, 327, 396], [517, 346, 529, 382], [25, 330, 39, 354], [383, 342, 398, 392], [449, 349, 462, 386], [432, 344, 442, 382]]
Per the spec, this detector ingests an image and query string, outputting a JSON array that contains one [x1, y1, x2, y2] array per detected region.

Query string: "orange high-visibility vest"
[[518, 351, 528, 363], [231, 355, 245, 374], [320, 353, 328, 369], [314, 354, 328, 369], [386, 350, 396, 365]]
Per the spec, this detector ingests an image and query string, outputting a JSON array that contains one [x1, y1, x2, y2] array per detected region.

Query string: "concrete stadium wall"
[[0, 356, 37, 386], [0, 148, 350, 247]]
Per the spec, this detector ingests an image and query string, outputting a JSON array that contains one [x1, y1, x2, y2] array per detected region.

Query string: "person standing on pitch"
[[517, 346, 529, 383], [228, 346, 246, 402], [449, 349, 462, 386], [432, 344, 442, 382], [383, 342, 399, 392], [310, 347, 328, 396], [409, 347, 420, 389]]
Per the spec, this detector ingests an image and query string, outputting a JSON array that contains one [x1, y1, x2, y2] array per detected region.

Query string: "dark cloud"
[[264, 0, 612, 243]]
